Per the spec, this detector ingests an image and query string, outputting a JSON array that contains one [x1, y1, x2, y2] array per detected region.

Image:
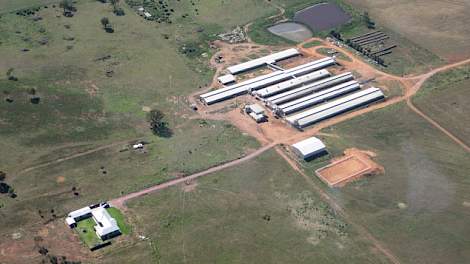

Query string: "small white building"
[[244, 104, 265, 115], [144, 12, 152, 18], [245, 104, 267, 123], [137, 7, 145, 12], [291, 137, 326, 160], [92, 207, 121, 240], [249, 112, 267, 123], [218, 74, 236, 85], [65, 206, 92, 227]]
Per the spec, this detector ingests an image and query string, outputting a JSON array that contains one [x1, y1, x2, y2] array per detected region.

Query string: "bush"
[[147, 109, 173, 137], [114, 7, 125, 16]]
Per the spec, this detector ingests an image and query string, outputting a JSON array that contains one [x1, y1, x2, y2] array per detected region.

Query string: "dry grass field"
[[343, 0, 470, 62], [314, 103, 470, 264]]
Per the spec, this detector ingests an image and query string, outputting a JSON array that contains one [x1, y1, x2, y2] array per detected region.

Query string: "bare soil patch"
[[316, 148, 383, 187]]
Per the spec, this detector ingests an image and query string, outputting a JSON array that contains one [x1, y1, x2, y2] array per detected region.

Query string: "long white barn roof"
[[266, 72, 354, 106], [227, 48, 300, 74], [287, 87, 381, 123], [278, 82, 361, 115], [295, 89, 384, 128], [200, 58, 336, 105], [254, 69, 330, 98]]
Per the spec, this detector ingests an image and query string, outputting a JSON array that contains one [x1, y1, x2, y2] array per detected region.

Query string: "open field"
[[343, 0, 470, 62], [413, 65, 470, 146], [101, 150, 391, 264], [310, 103, 470, 264], [0, 0, 268, 261]]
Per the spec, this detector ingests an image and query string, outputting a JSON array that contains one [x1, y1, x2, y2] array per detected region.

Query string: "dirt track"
[[110, 142, 277, 209]]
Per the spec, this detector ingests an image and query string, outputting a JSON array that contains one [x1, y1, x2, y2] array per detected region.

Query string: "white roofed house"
[[92, 207, 121, 240], [291, 137, 327, 161], [65, 206, 92, 228]]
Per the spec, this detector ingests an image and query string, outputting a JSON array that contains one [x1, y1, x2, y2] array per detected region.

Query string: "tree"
[[100, 17, 114, 33], [0, 171, 6, 181], [363, 12, 375, 29], [60, 0, 74, 12], [100, 17, 109, 27], [147, 109, 172, 137]]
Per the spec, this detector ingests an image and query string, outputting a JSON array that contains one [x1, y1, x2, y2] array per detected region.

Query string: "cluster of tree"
[[110, 0, 125, 16], [6, 68, 18, 81], [59, 0, 76, 17], [147, 109, 173, 137], [363, 12, 376, 29], [38, 245, 81, 264], [100, 17, 114, 33], [0, 171, 16, 198], [329, 30, 343, 41]]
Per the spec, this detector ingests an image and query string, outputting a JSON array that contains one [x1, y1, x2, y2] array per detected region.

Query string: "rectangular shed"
[[292, 137, 326, 160]]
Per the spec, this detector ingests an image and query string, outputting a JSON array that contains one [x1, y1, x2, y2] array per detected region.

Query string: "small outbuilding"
[[249, 112, 267, 123], [244, 103, 265, 115], [218, 74, 236, 85], [291, 137, 326, 160]]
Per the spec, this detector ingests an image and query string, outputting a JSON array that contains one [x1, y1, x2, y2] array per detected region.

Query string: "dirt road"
[[18, 138, 142, 175], [110, 142, 277, 209], [275, 147, 401, 264]]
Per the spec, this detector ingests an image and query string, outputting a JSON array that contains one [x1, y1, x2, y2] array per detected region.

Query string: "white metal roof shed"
[[292, 137, 326, 160], [218, 74, 236, 85], [227, 48, 300, 74], [246, 103, 265, 114], [68, 206, 92, 220]]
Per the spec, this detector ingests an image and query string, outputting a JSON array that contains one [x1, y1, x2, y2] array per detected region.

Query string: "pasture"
[[0, 0, 267, 261], [312, 103, 470, 264], [413, 65, 470, 146], [101, 150, 391, 264], [343, 0, 470, 62]]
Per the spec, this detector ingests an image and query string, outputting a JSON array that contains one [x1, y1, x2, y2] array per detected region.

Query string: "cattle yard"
[[315, 148, 383, 187]]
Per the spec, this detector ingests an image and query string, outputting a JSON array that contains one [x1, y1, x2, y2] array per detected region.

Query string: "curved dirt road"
[[110, 142, 277, 209]]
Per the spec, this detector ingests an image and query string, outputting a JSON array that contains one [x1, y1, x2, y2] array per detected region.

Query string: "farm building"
[[249, 112, 267, 123], [253, 69, 330, 98], [227, 48, 300, 74], [66, 203, 121, 240], [274, 80, 360, 116], [265, 72, 354, 107], [199, 57, 336, 105], [218, 74, 236, 85], [244, 103, 265, 115], [287, 87, 385, 128], [92, 207, 121, 240], [292, 137, 326, 160], [245, 104, 267, 123], [66, 206, 92, 227]]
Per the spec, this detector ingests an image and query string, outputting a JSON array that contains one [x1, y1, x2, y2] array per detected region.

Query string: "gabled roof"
[[92, 207, 120, 237]]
